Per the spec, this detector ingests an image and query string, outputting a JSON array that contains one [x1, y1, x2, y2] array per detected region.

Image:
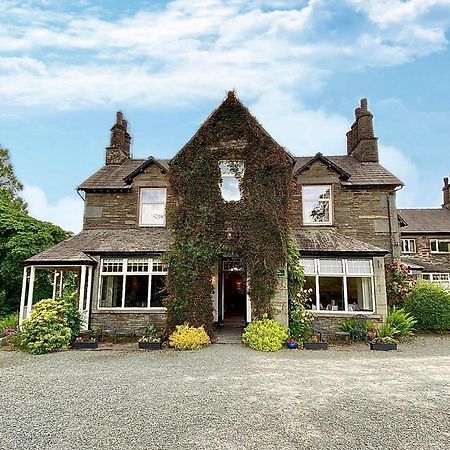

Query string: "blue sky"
[[1, 0, 450, 232]]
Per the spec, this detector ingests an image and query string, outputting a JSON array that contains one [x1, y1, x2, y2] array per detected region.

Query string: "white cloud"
[[0, 0, 448, 108], [22, 184, 83, 233]]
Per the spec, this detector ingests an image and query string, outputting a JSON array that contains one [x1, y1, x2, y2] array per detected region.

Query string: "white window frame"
[[98, 257, 168, 310], [300, 258, 375, 314], [139, 188, 167, 227], [430, 238, 450, 254], [422, 273, 450, 286], [219, 160, 244, 202], [302, 185, 333, 226], [401, 238, 416, 254]]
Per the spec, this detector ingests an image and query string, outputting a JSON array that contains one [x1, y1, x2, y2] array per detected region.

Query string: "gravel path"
[[1, 334, 450, 450]]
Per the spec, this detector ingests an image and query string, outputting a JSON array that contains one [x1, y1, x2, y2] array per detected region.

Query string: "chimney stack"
[[443, 177, 450, 209], [346, 98, 379, 163], [105, 111, 132, 165]]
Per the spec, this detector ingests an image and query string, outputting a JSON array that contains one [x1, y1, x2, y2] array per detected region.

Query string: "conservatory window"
[[302, 185, 332, 225], [220, 161, 244, 201], [139, 188, 166, 226], [99, 257, 168, 309], [300, 258, 374, 313]]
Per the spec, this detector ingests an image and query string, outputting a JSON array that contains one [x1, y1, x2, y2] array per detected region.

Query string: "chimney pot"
[[116, 111, 123, 125], [360, 98, 368, 110]]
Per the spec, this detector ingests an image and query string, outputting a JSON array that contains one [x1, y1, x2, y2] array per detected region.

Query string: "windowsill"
[[303, 223, 333, 227], [312, 311, 379, 318], [138, 224, 166, 228]]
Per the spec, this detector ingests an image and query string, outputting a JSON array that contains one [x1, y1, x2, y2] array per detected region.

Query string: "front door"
[[220, 258, 246, 325]]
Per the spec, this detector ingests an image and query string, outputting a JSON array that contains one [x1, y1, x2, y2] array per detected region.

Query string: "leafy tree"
[[0, 202, 71, 315], [385, 260, 413, 306], [0, 146, 27, 213]]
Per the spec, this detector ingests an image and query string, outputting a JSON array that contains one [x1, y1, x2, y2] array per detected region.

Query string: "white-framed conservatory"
[[300, 258, 375, 313]]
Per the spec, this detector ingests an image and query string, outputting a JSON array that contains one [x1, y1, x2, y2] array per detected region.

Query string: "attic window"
[[302, 185, 332, 225], [220, 161, 244, 202], [139, 188, 166, 226]]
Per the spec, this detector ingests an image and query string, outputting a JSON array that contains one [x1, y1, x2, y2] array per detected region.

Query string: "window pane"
[[300, 259, 316, 275], [318, 259, 344, 275], [100, 275, 123, 308], [438, 241, 450, 252], [347, 260, 372, 275], [347, 277, 373, 312], [102, 259, 123, 273], [153, 260, 168, 272], [124, 275, 149, 308], [303, 201, 330, 223], [151, 274, 167, 307], [141, 189, 166, 203], [221, 177, 241, 201], [319, 277, 344, 311], [127, 258, 149, 272], [141, 203, 166, 226], [303, 186, 331, 201], [431, 240, 438, 252], [304, 276, 317, 310]]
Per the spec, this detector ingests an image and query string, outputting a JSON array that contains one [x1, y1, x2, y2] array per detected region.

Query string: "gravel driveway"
[[1, 335, 450, 450]]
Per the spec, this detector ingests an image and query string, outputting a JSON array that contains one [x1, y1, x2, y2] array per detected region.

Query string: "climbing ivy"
[[164, 93, 294, 336]]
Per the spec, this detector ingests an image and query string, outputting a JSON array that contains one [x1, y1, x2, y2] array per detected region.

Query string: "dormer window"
[[220, 161, 244, 201], [302, 185, 332, 225], [139, 188, 166, 226]]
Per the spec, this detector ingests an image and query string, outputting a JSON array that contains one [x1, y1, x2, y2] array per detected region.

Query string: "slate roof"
[[398, 208, 450, 234], [25, 229, 171, 265], [293, 229, 388, 255], [78, 158, 170, 191], [294, 155, 403, 186], [401, 257, 450, 273]]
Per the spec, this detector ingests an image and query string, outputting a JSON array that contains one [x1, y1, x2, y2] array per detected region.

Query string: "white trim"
[[79, 265, 86, 311], [302, 184, 333, 226], [52, 271, 57, 300], [19, 267, 28, 325], [246, 275, 251, 323], [430, 238, 450, 254], [401, 238, 416, 254], [26, 266, 35, 319]]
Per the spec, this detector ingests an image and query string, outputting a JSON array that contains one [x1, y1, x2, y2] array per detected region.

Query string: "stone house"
[[20, 93, 402, 333], [398, 179, 450, 287]]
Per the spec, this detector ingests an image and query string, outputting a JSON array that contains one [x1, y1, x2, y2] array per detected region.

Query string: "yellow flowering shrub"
[[169, 324, 210, 350], [242, 317, 289, 352]]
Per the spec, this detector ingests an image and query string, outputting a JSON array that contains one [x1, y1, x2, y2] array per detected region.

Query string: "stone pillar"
[[373, 257, 388, 321], [272, 266, 289, 326]]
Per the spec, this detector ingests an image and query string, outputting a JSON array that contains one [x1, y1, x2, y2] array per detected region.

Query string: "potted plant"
[[369, 336, 398, 351], [287, 338, 298, 349], [91, 325, 103, 343], [73, 334, 98, 350], [303, 334, 328, 350], [138, 324, 162, 350], [0, 328, 16, 346]]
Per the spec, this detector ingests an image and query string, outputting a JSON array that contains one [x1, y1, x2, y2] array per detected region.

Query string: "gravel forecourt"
[[1, 334, 450, 450]]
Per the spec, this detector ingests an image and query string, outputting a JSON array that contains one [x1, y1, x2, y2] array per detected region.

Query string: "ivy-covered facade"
[[21, 93, 403, 334]]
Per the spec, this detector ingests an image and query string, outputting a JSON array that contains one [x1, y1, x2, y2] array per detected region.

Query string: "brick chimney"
[[105, 111, 132, 165], [346, 98, 379, 163], [443, 176, 450, 209]]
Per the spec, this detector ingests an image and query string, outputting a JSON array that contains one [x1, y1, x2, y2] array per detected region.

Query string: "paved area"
[[1, 334, 450, 450]]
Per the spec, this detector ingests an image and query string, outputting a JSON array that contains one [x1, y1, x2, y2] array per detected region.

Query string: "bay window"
[[300, 258, 374, 313], [99, 257, 167, 309]]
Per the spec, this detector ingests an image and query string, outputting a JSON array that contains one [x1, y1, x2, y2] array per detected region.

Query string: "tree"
[[0, 146, 27, 212], [0, 198, 71, 315]]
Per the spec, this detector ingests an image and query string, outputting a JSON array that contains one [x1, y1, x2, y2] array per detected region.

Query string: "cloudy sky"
[[1, 0, 450, 232]]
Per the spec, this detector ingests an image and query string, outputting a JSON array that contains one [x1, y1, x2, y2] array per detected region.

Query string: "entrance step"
[[215, 327, 244, 344]]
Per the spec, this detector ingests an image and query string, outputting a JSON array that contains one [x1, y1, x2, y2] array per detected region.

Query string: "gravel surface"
[[1, 334, 450, 450]]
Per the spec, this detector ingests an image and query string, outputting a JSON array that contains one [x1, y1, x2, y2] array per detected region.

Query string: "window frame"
[[401, 238, 417, 254], [300, 258, 375, 314], [97, 257, 168, 310], [139, 187, 167, 227], [302, 184, 333, 226], [219, 160, 244, 202], [430, 238, 450, 254]]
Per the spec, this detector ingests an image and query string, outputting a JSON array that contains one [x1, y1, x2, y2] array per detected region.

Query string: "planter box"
[[73, 341, 98, 350], [370, 342, 397, 351], [138, 341, 162, 350], [304, 342, 328, 350]]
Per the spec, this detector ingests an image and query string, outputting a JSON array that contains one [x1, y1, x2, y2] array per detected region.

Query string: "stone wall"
[[90, 312, 167, 336], [272, 267, 288, 326], [293, 160, 400, 259], [404, 234, 450, 271]]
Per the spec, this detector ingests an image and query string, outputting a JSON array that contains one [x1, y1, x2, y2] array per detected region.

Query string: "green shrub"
[[242, 317, 289, 352], [404, 283, 450, 332], [0, 313, 18, 333], [386, 307, 417, 337], [339, 317, 372, 341], [17, 298, 81, 355], [169, 324, 210, 350]]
